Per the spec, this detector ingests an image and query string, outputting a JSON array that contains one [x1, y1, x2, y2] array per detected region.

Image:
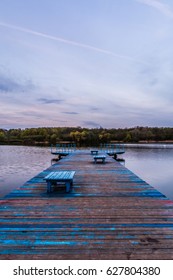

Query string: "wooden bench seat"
[[44, 171, 75, 193], [91, 150, 98, 155], [93, 155, 106, 164]]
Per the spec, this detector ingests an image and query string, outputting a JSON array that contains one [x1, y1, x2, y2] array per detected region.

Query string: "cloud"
[[0, 21, 149, 65], [83, 121, 101, 127], [37, 98, 64, 104], [19, 111, 45, 118], [62, 111, 79, 115], [89, 106, 100, 111], [136, 0, 173, 18], [0, 75, 34, 93]]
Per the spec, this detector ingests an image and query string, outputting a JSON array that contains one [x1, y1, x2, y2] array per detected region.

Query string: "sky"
[[0, 0, 173, 129]]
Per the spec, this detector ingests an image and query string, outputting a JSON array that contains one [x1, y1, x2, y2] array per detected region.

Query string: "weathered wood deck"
[[0, 150, 173, 260]]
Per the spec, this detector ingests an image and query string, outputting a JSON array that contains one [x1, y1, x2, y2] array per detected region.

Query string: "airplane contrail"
[[136, 0, 173, 18], [0, 21, 149, 65]]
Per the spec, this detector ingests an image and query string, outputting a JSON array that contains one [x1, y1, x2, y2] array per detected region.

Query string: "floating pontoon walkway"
[[0, 150, 173, 260]]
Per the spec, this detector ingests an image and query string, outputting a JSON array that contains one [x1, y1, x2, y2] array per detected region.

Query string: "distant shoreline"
[[1, 126, 173, 146]]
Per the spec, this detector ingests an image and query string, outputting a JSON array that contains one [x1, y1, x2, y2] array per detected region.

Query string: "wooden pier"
[[0, 150, 173, 260]]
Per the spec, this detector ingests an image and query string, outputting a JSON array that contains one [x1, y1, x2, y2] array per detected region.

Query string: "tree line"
[[0, 126, 173, 146]]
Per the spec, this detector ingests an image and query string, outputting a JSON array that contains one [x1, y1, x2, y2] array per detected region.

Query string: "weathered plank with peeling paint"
[[0, 150, 173, 260]]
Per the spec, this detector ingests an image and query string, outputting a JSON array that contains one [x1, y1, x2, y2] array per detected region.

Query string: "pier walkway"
[[0, 150, 173, 259]]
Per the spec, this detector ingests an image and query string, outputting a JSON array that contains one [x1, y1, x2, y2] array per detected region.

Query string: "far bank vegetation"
[[0, 126, 173, 146]]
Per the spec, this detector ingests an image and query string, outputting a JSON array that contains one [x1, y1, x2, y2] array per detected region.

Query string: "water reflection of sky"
[[0, 146, 52, 198], [123, 148, 173, 200]]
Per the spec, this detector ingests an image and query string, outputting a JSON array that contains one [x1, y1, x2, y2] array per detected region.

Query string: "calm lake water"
[[0, 145, 173, 200], [0, 145, 52, 198], [122, 146, 173, 200]]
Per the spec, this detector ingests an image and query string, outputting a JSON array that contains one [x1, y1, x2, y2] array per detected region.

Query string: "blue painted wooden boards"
[[0, 150, 173, 259]]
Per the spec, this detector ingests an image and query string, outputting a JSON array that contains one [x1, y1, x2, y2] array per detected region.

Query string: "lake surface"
[[0, 145, 173, 200], [0, 145, 52, 198], [122, 146, 173, 200]]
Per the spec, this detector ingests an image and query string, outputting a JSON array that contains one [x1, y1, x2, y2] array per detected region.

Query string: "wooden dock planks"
[[0, 150, 173, 259]]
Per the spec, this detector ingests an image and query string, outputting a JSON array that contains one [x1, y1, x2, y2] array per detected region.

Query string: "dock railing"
[[51, 143, 76, 154]]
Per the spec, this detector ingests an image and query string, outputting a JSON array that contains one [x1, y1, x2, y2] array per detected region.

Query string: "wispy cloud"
[[62, 111, 79, 115], [19, 111, 45, 118], [0, 74, 34, 93], [37, 98, 64, 104], [89, 106, 100, 111], [0, 21, 149, 65], [83, 121, 101, 127], [136, 0, 173, 18]]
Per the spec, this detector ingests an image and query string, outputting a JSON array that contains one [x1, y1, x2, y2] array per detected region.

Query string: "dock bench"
[[91, 150, 98, 155], [44, 171, 75, 193], [93, 155, 106, 164]]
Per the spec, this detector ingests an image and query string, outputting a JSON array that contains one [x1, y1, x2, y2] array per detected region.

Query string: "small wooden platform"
[[0, 150, 173, 260]]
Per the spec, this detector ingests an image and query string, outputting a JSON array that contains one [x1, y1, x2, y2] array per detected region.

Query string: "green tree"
[[0, 131, 6, 142], [124, 132, 132, 142]]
